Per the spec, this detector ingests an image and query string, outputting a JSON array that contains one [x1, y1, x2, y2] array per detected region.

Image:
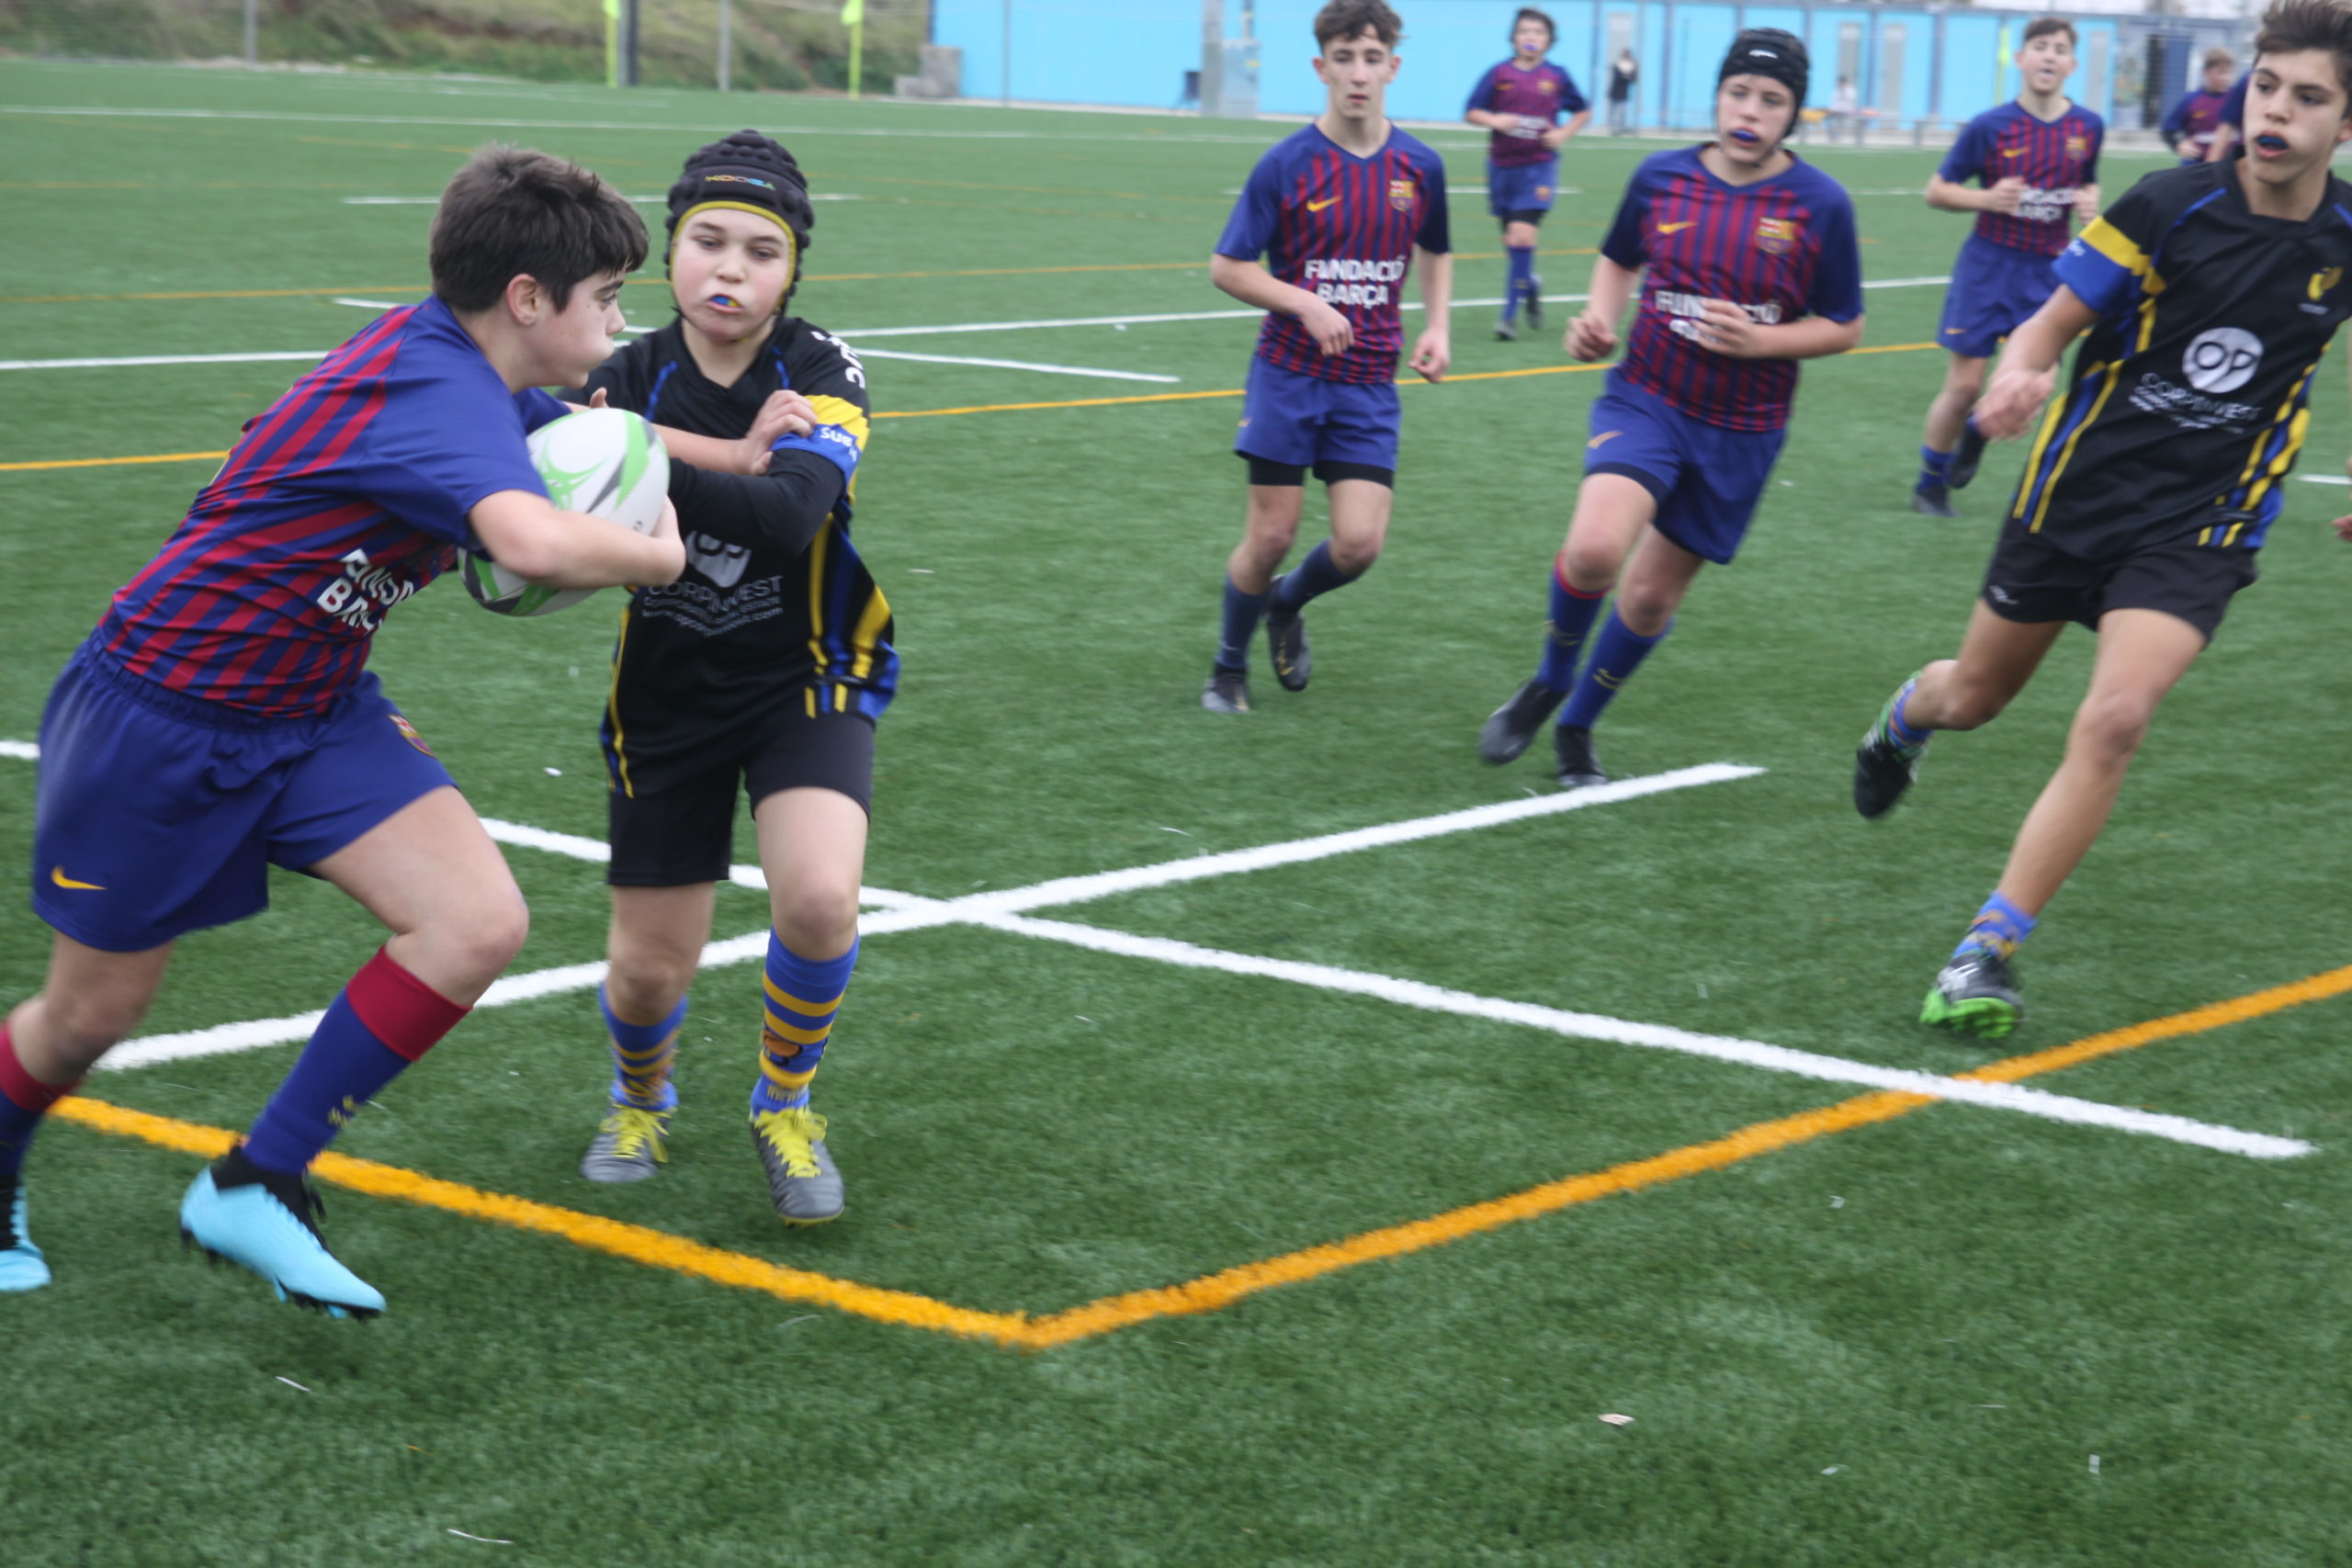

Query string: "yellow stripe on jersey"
[[2236, 364, 2319, 518], [606, 604, 638, 798], [848, 586, 892, 681], [2079, 217, 2151, 277], [2026, 288, 2161, 533], [805, 393, 870, 452], [805, 523, 833, 677]]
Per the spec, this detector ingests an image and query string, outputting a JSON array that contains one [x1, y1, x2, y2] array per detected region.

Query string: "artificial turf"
[[3, 58, 2350, 1565]]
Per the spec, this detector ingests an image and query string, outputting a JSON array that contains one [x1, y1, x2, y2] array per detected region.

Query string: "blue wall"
[[933, 0, 2128, 133]]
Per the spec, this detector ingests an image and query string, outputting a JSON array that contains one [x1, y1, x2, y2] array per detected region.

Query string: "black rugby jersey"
[[581, 317, 892, 797], [2012, 159, 2352, 558]]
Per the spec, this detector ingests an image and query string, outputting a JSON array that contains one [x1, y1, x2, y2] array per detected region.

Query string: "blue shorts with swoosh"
[[31, 640, 455, 953], [1583, 373, 1788, 565]]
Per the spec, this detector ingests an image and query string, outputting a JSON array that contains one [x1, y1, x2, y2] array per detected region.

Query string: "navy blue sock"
[[1503, 245, 1535, 320], [1271, 541, 1357, 614], [1216, 575, 1270, 673], [243, 950, 467, 1175], [1559, 609, 1671, 729], [1536, 564, 1610, 692], [1918, 445, 1952, 490], [0, 1023, 74, 1183], [1954, 891, 2037, 963]]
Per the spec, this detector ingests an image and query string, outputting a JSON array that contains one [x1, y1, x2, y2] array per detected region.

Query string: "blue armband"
[[771, 423, 862, 485]]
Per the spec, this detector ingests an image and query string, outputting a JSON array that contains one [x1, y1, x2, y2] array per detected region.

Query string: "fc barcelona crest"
[[2065, 133, 2089, 158], [1754, 216, 1797, 255], [1388, 177, 1418, 212]]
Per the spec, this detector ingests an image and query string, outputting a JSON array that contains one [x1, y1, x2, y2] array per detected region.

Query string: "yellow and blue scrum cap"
[[662, 130, 816, 304]]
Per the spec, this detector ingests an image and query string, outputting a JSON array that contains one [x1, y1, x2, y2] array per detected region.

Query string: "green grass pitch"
[[5, 59, 2352, 1565]]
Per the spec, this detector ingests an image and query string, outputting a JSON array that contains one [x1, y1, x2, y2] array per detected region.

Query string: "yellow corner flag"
[[840, 0, 864, 25], [1996, 24, 2013, 71]]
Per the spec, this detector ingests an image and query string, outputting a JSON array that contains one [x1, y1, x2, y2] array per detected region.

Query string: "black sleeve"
[[664, 448, 846, 558], [573, 340, 655, 412]]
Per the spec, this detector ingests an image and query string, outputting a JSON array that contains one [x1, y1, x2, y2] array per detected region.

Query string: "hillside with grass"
[[0, 0, 923, 92]]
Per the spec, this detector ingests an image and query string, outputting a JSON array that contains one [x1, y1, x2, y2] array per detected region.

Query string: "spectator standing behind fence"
[[1607, 50, 1636, 133]]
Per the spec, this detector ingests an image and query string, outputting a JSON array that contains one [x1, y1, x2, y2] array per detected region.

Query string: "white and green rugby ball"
[[463, 405, 669, 617]]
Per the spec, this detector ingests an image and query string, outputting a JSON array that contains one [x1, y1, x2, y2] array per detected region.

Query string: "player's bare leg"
[[1917, 352, 1989, 514], [1481, 473, 1656, 764], [314, 786, 531, 1007], [585, 883, 717, 1182], [744, 786, 867, 1223], [1992, 608, 2204, 914], [1, 937, 174, 1292], [1855, 602, 2066, 819]]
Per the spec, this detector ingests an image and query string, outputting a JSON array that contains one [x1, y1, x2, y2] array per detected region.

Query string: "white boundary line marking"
[[5, 744, 2298, 1156], [0, 276, 1951, 370], [978, 914, 2312, 1160]]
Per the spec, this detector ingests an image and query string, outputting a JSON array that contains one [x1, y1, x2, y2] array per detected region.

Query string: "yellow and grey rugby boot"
[[581, 1101, 673, 1183], [750, 1106, 844, 1224]]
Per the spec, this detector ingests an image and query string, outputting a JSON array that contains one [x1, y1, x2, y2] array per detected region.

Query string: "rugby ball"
[[463, 405, 669, 616]]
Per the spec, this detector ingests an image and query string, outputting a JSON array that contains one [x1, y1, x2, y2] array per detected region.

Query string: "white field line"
[[6, 276, 1955, 372], [95, 764, 1755, 1068], [57, 753, 2319, 1158], [978, 913, 2313, 1161]]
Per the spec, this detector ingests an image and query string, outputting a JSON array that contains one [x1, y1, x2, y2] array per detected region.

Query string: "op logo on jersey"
[[685, 531, 752, 589], [1387, 177, 1419, 212], [1754, 217, 1797, 255], [2182, 328, 2263, 394]]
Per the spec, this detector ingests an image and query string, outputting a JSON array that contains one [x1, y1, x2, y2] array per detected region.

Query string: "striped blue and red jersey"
[[96, 296, 563, 717], [1939, 101, 2104, 256], [1216, 123, 1451, 385], [1465, 59, 1589, 168], [1601, 146, 1862, 434], [2161, 87, 2230, 164]]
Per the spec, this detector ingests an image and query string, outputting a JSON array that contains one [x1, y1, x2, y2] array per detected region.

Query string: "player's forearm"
[[1416, 249, 1453, 324], [1586, 255, 1640, 328], [1466, 109, 1504, 130], [1563, 109, 1591, 138], [1210, 254, 1322, 320], [1925, 176, 1985, 213], [1754, 313, 1864, 360], [670, 455, 842, 558], [650, 425, 741, 474], [471, 491, 684, 588], [2003, 286, 2098, 376], [2207, 126, 2238, 163]]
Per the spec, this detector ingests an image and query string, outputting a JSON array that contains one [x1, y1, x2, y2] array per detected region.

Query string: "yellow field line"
[[0, 344, 1947, 471], [46, 1095, 1032, 1344], [46, 960, 2348, 1349]]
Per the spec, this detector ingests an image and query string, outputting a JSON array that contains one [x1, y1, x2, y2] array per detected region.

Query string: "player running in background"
[[2163, 48, 2238, 164], [1479, 28, 1862, 787], [1854, 0, 2352, 1038], [1911, 17, 2102, 518], [0, 150, 684, 1314], [1465, 7, 1590, 341], [1202, 0, 1451, 713], [567, 132, 887, 1226]]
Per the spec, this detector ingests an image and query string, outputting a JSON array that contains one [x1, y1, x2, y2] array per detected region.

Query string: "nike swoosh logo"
[[1307, 197, 1340, 212], [51, 866, 105, 891], [1589, 430, 1622, 448], [1657, 221, 1695, 233], [1944, 327, 1965, 334], [2002, 149, 2025, 157]]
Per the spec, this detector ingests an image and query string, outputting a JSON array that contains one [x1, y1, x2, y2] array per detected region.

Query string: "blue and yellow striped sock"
[[1917, 445, 1952, 491], [753, 935, 858, 1113], [600, 986, 684, 1112], [1955, 890, 2036, 964]]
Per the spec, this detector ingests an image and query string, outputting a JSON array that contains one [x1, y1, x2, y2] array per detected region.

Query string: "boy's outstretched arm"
[[469, 489, 685, 589]]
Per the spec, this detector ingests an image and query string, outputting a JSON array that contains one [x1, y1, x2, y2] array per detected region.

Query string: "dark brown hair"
[[2021, 17, 2077, 49], [1513, 7, 1556, 44], [2255, 0, 2352, 101], [1314, 0, 1401, 51], [430, 146, 649, 313]]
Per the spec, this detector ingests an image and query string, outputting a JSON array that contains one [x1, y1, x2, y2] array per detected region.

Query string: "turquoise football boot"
[[179, 1149, 384, 1319], [0, 1175, 51, 1292]]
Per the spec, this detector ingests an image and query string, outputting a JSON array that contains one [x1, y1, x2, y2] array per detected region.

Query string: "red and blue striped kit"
[[1939, 101, 2104, 257], [1464, 59, 1588, 168], [1216, 123, 1452, 385], [1600, 146, 1863, 434], [96, 297, 564, 718]]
